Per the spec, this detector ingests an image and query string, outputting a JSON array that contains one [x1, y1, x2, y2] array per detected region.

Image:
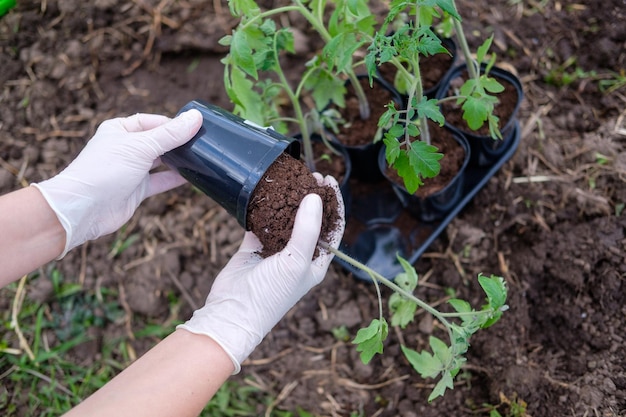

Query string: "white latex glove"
[[178, 173, 345, 373], [32, 109, 203, 257]]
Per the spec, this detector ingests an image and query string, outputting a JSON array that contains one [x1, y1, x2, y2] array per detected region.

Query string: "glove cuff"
[[176, 324, 242, 374], [31, 183, 73, 258]]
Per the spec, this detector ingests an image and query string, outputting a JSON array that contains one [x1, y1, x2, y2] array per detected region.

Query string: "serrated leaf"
[[389, 255, 418, 328], [461, 95, 490, 130], [304, 68, 346, 110], [389, 292, 417, 328], [434, 0, 460, 20], [478, 274, 507, 310], [383, 134, 401, 165], [386, 122, 405, 138], [416, 97, 445, 126], [353, 319, 388, 364], [395, 152, 424, 193], [228, 0, 260, 17], [482, 76, 505, 94], [401, 345, 442, 379], [378, 107, 394, 129], [230, 30, 257, 79], [427, 372, 454, 402], [407, 140, 443, 179], [478, 274, 508, 328], [225, 66, 264, 122], [323, 33, 364, 73], [406, 122, 420, 137], [396, 255, 418, 291]]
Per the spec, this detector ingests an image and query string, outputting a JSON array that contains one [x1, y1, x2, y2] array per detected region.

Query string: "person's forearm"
[[0, 186, 66, 286], [64, 329, 234, 417]]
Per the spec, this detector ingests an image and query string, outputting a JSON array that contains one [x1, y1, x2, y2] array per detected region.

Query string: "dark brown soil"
[[1, 0, 626, 416], [333, 76, 399, 147], [247, 153, 341, 258], [440, 68, 522, 137]]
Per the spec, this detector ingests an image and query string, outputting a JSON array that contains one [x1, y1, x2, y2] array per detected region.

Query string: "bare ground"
[[1, 0, 625, 416]]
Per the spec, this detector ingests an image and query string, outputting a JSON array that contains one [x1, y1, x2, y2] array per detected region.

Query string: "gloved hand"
[[32, 109, 203, 257], [178, 173, 345, 373]]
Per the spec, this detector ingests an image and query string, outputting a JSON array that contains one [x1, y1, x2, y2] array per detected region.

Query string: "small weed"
[[544, 56, 597, 88], [108, 226, 140, 258], [331, 325, 351, 342], [598, 70, 626, 93], [187, 57, 201, 73], [483, 392, 529, 417]]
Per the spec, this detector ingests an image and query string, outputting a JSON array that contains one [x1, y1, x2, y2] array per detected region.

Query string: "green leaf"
[[389, 256, 418, 328], [478, 274, 508, 328], [427, 372, 454, 402], [461, 95, 490, 130], [395, 152, 424, 193], [396, 255, 418, 291], [383, 133, 401, 165], [227, 0, 260, 17], [434, 0, 461, 20], [475, 35, 494, 65], [224, 66, 264, 121], [401, 345, 442, 379], [230, 30, 257, 79], [386, 122, 405, 138], [304, 67, 347, 110], [482, 76, 505, 94], [407, 140, 443, 178], [323, 32, 364, 73], [415, 97, 445, 126], [447, 298, 471, 314], [352, 319, 388, 364], [389, 293, 418, 328], [478, 274, 507, 310]]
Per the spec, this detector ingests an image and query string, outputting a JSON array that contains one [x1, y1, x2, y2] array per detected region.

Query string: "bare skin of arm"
[[0, 186, 233, 416], [0, 186, 65, 286], [64, 329, 234, 417]]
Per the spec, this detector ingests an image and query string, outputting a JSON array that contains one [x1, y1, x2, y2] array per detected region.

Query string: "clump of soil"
[[246, 152, 342, 257]]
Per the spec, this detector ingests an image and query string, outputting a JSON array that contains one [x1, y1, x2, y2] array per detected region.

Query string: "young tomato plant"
[[321, 242, 508, 402], [220, 0, 376, 171], [364, 0, 504, 193]]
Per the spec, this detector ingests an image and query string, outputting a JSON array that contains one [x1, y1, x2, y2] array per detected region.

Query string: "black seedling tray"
[[334, 121, 521, 281]]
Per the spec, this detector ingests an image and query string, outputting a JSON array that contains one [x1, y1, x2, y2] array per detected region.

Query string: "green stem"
[[451, 14, 479, 81], [271, 34, 316, 171], [319, 242, 454, 342]]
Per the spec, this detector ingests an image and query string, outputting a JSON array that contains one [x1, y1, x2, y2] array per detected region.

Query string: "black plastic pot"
[[336, 121, 521, 282], [332, 75, 404, 182], [161, 100, 300, 228], [436, 64, 524, 167], [377, 127, 471, 223]]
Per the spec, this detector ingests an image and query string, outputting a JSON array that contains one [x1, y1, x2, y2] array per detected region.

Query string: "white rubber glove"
[[32, 109, 203, 257], [178, 173, 345, 373]]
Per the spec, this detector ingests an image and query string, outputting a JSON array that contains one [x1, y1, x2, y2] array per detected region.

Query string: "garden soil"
[[1, 0, 625, 416]]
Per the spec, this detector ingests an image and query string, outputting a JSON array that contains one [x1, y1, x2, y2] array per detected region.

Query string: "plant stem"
[[409, 3, 430, 146], [319, 242, 454, 341], [451, 13, 478, 81], [270, 33, 316, 171]]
